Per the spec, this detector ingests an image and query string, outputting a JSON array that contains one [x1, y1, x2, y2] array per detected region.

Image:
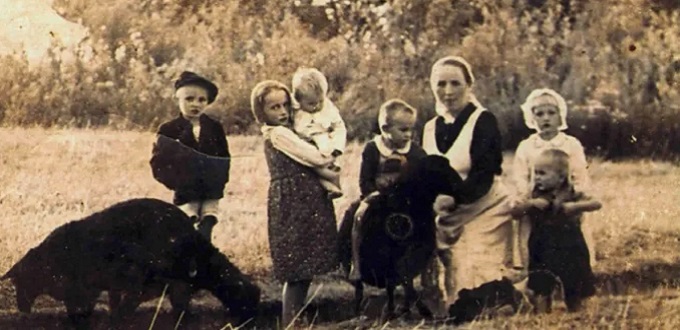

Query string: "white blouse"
[[261, 125, 331, 168], [513, 132, 591, 197]]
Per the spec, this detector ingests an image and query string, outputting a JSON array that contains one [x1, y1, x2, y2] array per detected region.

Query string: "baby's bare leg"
[[315, 165, 340, 182], [314, 166, 342, 198]]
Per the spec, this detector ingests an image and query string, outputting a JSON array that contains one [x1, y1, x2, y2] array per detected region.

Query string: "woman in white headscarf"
[[421, 56, 514, 307]]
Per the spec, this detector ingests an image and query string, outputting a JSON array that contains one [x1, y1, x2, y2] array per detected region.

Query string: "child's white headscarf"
[[429, 56, 482, 120], [291, 67, 329, 110], [521, 88, 569, 131]]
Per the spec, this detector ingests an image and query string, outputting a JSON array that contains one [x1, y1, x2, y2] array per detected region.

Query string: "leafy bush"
[[1, 0, 678, 159]]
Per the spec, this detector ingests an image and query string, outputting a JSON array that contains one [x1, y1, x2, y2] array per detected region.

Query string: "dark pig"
[[1, 198, 259, 328]]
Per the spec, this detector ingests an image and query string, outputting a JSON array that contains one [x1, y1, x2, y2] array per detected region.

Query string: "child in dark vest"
[[510, 149, 601, 313], [150, 71, 230, 242], [346, 99, 427, 280]]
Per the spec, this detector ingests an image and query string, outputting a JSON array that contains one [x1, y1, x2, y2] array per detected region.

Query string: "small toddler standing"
[[291, 67, 347, 199], [344, 99, 427, 280], [510, 149, 601, 313], [150, 71, 230, 242], [512, 88, 596, 269]]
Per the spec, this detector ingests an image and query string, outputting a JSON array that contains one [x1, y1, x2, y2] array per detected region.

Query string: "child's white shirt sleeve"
[[512, 138, 533, 199], [324, 99, 347, 153], [293, 99, 346, 156], [264, 126, 330, 167], [565, 136, 591, 194], [292, 110, 317, 140], [294, 107, 337, 156], [512, 134, 592, 197]]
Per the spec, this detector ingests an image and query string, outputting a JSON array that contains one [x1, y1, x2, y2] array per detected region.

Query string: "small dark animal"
[[338, 155, 460, 318], [447, 277, 522, 325], [1, 198, 260, 328]]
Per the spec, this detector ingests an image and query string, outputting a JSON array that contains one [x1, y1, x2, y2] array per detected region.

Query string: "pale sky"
[[0, 0, 87, 64]]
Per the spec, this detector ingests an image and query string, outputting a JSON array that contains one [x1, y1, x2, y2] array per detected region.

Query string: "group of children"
[[150, 67, 602, 325]]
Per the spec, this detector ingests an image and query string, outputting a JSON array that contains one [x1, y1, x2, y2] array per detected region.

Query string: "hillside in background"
[[0, 0, 679, 159]]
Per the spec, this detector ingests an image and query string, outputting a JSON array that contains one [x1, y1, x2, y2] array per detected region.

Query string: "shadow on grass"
[[0, 285, 437, 330], [597, 260, 680, 296], [0, 298, 365, 330], [7, 259, 680, 329]]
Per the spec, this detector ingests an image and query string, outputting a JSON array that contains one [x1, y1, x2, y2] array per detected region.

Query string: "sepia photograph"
[[1, 0, 679, 329]]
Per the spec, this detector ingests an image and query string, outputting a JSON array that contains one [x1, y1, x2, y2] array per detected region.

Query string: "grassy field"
[[1, 127, 680, 329]]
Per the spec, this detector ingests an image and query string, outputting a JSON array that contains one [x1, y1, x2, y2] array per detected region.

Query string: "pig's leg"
[[64, 286, 97, 330]]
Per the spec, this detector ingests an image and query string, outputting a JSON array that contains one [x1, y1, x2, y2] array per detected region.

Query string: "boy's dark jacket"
[[150, 114, 230, 205]]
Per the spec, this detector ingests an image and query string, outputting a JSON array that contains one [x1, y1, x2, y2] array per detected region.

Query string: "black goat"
[[1, 198, 260, 329], [338, 155, 460, 318]]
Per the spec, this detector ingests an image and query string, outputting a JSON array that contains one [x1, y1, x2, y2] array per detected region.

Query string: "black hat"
[[174, 71, 219, 104]]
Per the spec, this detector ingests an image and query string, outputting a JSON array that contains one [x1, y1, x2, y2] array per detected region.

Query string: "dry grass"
[[1, 127, 680, 329]]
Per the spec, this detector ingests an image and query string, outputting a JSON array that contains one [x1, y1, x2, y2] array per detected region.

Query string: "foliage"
[[0, 0, 678, 159]]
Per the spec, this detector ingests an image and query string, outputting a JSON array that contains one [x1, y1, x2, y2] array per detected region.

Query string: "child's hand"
[[562, 202, 576, 216], [561, 199, 602, 216], [363, 191, 381, 204], [433, 194, 456, 215], [327, 163, 341, 172]]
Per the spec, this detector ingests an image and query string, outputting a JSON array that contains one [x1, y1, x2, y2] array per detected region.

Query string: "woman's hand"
[[434, 194, 456, 216]]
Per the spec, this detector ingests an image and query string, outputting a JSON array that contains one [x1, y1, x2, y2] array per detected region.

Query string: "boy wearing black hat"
[[150, 71, 230, 242]]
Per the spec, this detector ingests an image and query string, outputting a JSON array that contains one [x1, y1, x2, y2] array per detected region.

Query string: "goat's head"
[[362, 155, 461, 241], [389, 155, 461, 214]]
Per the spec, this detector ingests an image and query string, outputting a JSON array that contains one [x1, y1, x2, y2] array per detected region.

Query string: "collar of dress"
[[437, 98, 482, 124], [373, 135, 411, 157], [532, 132, 569, 148]]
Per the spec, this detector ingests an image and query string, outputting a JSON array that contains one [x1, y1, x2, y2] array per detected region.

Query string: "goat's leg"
[[398, 280, 414, 316], [403, 279, 433, 319], [385, 283, 396, 319], [353, 280, 364, 315]]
